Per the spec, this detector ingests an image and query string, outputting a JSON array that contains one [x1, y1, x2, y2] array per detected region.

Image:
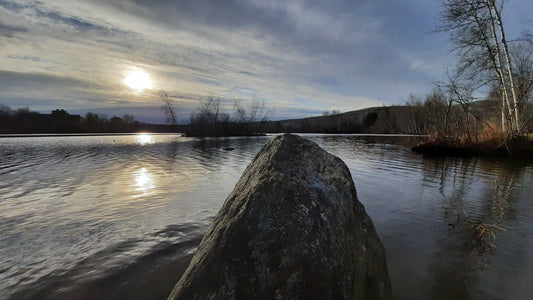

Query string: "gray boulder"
[[168, 134, 391, 299]]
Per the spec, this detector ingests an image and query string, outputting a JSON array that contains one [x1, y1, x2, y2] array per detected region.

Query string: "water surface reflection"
[[136, 134, 154, 145], [0, 134, 532, 299], [133, 167, 155, 197]]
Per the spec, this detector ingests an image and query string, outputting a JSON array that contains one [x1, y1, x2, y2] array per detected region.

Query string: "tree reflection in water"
[[422, 157, 530, 299]]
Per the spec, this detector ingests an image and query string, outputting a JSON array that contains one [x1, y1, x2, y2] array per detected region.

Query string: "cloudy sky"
[[0, 0, 531, 122]]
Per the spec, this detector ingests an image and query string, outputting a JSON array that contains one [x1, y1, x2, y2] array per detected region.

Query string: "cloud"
[[0, 21, 27, 37], [1, 0, 531, 122], [6, 55, 41, 61], [0, 70, 111, 107]]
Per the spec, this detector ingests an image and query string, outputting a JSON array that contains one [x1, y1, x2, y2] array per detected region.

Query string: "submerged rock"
[[168, 134, 391, 299]]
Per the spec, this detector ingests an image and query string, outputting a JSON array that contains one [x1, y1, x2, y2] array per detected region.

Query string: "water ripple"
[[1, 134, 532, 299]]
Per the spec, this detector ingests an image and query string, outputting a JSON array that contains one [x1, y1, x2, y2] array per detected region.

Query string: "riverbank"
[[412, 135, 533, 157]]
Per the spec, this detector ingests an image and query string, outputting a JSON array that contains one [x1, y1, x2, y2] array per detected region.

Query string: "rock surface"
[[168, 134, 391, 299]]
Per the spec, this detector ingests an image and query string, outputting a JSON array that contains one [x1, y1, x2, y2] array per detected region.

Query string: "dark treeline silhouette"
[[262, 106, 421, 134], [0, 102, 443, 136], [183, 95, 379, 136], [3, 99, 529, 139], [0, 105, 182, 134], [183, 95, 392, 136]]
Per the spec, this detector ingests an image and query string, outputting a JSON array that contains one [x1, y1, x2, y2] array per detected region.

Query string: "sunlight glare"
[[124, 69, 153, 91], [134, 167, 155, 196], [136, 133, 154, 145]]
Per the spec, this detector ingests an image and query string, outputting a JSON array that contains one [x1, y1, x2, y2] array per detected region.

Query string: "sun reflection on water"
[[136, 134, 154, 145], [134, 167, 155, 196]]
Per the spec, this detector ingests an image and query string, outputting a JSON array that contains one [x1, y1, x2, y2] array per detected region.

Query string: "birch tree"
[[439, 0, 523, 137]]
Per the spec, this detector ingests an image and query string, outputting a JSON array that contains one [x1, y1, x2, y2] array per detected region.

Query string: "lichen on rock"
[[168, 133, 391, 299]]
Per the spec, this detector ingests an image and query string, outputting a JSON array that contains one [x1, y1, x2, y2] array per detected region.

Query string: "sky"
[[0, 0, 531, 123]]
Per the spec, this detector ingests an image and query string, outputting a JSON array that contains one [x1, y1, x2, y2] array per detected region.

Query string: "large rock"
[[168, 134, 391, 299]]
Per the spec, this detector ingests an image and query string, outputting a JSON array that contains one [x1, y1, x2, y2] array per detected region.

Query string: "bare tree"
[[439, 0, 524, 137], [511, 41, 533, 102], [187, 95, 230, 136], [232, 97, 273, 135], [0, 104, 10, 114], [186, 95, 273, 136], [160, 91, 178, 125], [405, 93, 424, 134], [191, 95, 228, 125], [322, 109, 341, 117], [122, 114, 135, 124], [426, 89, 449, 136], [510, 40, 533, 131], [233, 97, 272, 123]]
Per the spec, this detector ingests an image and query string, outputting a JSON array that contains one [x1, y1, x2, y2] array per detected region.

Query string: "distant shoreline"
[[412, 136, 533, 158], [0, 132, 428, 138], [0, 132, 185, 138]]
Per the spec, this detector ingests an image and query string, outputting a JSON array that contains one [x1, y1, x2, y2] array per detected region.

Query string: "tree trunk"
[[481, 0, 513, 135], [491, 1, 520, 133]]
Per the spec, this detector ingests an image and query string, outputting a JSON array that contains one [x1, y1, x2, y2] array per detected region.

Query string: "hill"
[[264, 105, 419, 134]]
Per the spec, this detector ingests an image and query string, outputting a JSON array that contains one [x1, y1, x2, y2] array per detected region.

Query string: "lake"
[[1, 133, 532, 299]]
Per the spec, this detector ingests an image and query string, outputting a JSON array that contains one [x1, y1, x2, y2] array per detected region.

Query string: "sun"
[[124, 69, 153, 91]]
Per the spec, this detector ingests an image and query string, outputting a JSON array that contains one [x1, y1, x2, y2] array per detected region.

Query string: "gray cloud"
[[0, 0, 531, 122], [0, 21, 27, 37], [0, 70, 127, 110], [0, 70, 101, 89], [0, 0, 30, 12], [7, 55, 41, 61]]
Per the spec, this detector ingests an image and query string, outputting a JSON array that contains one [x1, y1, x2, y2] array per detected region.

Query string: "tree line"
[[0, 105, 148, 133]]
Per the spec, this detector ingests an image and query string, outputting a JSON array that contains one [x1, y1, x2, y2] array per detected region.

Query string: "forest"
[[0, 105, 181, 134]]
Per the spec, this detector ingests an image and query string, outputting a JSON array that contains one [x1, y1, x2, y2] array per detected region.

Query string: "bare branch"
[[159, 91, 178, 125]]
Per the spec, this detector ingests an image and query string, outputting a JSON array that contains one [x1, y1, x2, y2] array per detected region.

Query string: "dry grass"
[[471, 223, 506, 253], [416, 118, 533, 157], [414, 129, 533, 157]]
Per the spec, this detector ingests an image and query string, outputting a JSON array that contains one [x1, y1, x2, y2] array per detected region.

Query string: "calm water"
[[1, 134, 532, 299]]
